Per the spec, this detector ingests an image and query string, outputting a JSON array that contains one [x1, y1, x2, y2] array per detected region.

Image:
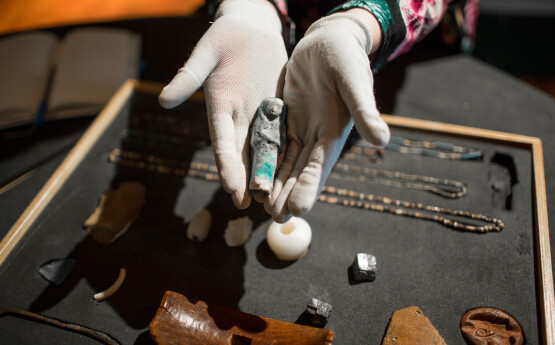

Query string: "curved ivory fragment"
[[224, 216, 253, 247], [267, 217, 312, 261], [94, 268, 126, 302], [187, 209, 211, 242]]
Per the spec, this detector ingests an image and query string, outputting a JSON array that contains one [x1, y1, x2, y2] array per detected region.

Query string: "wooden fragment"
[[149, 291, 334, 345], [84, 181, 146, 245]]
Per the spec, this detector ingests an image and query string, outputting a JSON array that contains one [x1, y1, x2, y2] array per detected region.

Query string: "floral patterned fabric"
[[209, 0, 478, 70]]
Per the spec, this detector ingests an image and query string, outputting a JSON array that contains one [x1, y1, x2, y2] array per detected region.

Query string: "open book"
[[0, 28, 141, 129]]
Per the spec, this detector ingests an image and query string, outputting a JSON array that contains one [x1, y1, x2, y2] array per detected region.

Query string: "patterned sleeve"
[[330, 0, 450, 69]]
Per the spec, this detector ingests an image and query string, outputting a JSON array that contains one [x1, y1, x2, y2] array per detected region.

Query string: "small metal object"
[[0, 307, 121, 345], [350, 253, 377, 282], [306, 298, 332, 326]]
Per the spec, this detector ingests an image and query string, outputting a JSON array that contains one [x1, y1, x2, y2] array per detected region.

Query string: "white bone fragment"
[[224, 216, 253, 247], [187, 209, 212, 242], [93, 268, 126, 302], [266, 217, 312, 261]]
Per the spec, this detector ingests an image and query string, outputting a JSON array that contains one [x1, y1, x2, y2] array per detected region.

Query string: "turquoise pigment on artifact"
[[249, 98, 287, 193], [255, 152, 276, 180]]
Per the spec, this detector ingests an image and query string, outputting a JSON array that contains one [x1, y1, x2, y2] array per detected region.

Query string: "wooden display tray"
[[0, 79, 553, 344]]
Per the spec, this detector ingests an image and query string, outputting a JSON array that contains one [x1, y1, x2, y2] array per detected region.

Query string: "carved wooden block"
[[150, 291, 334, 345]]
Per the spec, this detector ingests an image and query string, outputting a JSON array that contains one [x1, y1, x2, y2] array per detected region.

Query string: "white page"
[[0, 32, 59, 129], [46, 28, 141, 120]]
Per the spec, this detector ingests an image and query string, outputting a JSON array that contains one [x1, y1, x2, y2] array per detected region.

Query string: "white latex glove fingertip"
[[159, 70, 200, 109], [233, 191, 251, 210]]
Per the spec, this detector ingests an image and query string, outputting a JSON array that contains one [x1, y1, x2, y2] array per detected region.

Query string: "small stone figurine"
[[249, 97, 287, 193]]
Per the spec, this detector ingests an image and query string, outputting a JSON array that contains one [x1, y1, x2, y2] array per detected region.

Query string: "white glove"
[[159, 0, 287, 209], [265, 12, 391, 222]]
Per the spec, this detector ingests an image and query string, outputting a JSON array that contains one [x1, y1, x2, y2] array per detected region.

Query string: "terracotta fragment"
[[150, 291, 334, 345], [381, 306, 447, 345], [460, 307, 524, 345], [84, 181, 146, 245]]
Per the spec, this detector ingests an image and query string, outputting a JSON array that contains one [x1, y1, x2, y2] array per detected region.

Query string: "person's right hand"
[[159, 0, 287, 209]]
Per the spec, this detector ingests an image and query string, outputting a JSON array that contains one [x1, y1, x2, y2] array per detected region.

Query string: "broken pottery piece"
[[187, 209, 212, 242], [249, 97, 287, 194], [381, 306, 447, 345], [224, 216, 253, 247], [460, 307, 524, 345], [84, 181, 146, 245], [267, 217, 312, 261], [39, 258, 76, 286], [150, 291, 334, 345], [350, 253, 377, 282]]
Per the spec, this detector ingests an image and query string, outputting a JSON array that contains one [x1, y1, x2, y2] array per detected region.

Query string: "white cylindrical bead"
[[224, 216, 253, 247], [187, 209, 211, 242], [266, 217, 312, 261]]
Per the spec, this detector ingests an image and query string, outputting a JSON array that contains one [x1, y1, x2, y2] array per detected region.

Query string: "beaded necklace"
[[360, 136, 484, 160], [108, 149, 503, 233], [331, 163, 466, 198]]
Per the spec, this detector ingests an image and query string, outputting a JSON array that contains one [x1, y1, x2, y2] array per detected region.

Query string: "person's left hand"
[[264, 10, 391, 222]]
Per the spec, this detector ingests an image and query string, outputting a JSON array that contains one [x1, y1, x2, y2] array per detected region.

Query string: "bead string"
[[108, 149, 220, 181], [351, 136, 483, 160], [108, 149, 503, 233], [331, 163, 467, 198], [319, 186, 503, 233]]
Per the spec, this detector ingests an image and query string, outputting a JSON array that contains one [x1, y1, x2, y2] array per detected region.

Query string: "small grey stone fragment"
[[39, 258, 76, 286], [306, 298, 332, 326], [350, 253, 377, 282]]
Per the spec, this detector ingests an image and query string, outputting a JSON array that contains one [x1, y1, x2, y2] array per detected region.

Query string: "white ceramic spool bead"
[[224, 216, 253, 247], [266, 217, 312, 261], [187, 209, 211, 242]]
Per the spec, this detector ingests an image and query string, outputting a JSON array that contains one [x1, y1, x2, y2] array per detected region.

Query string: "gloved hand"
[[265, 10, 391, 222], [159, 0, 287, 209]]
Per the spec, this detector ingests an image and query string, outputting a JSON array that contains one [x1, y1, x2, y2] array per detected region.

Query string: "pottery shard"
[[84, 181, 146, 245], [382, 306, 447, 345]]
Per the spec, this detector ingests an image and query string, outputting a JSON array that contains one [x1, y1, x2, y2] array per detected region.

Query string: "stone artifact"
[[266, 217, 312, 261], [187, 209, 212, 242], [249, 97, 287, 193], [39, 258, 76, 286], [306, 298, 332, 327], [93, 268, 126, 302], [381, 306, 447, 345], [84, 181, 146, 245], [224, 216, 253, 247], [350, 253, 377, 282], [460, 307, 524, 345], [149, 291, 334, 345]]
